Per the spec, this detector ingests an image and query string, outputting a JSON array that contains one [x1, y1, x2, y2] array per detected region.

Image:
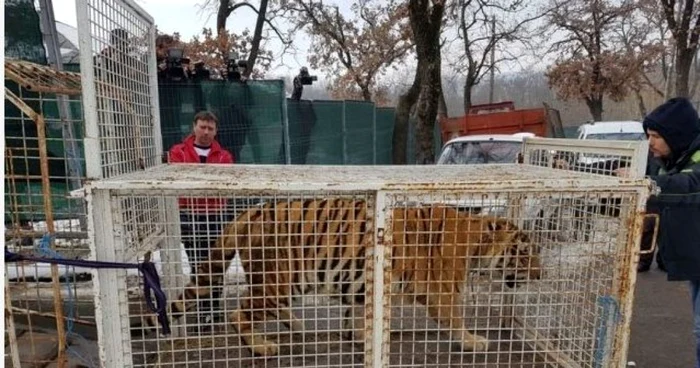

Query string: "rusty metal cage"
[[4, 59, 98, 367], [82, 144, 654, 367]]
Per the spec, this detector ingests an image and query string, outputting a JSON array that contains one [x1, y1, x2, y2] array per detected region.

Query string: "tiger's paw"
[[251, 340, 279, 357], [462, 335, 490, 352]]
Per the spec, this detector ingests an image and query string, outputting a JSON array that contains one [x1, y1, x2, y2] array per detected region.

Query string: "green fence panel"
[[286, 99, 317, 164], [344, 100, 375, 165], [305, 100, 345, 164], [158, 79, 286, 164], [4, 79, 86, 223], [5, 0, 47, 65], [375, 107, 395, 164]]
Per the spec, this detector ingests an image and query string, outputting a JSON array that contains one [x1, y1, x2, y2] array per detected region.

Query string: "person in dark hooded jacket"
[[637, 151, 666, 272], [638, 97, 700, 368]]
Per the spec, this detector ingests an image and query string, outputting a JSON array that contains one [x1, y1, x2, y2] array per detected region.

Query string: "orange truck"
[[439, 101, 563, 143]]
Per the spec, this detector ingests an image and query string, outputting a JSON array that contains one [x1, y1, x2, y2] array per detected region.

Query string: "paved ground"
[[7, 265, 696, 367], [627, 266, 695, 368]]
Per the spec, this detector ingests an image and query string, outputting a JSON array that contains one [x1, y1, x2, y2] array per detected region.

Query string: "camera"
[[226, 51, 249, 83], [191, 61, 211, 81], [165, 48, 190, 81], [298, 67, 317, 85]]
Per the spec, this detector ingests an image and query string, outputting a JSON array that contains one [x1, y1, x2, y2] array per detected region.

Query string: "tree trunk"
[[463, 81, 473, 114], [585, 96, 604, 122], [408, 0, 445, 165], [438, 88, 448, 120], [414, 59, 442, 164], [216, 0, 229, 35], [392, 71, 422, 164], [634, 88, 647, 119], [245, 0, 269, 78], [675, 48, 693, 98], [361, 85, 373, 101]]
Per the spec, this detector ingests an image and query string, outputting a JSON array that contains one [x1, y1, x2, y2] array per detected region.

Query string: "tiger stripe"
[[136, 198, 541, 357]]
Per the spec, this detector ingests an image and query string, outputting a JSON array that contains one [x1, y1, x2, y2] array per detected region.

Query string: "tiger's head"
[[478, 217, 542, 288]]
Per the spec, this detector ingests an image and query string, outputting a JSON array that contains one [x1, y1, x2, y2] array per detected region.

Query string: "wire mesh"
[[77, 0, 162, 179], [522, 137, 649, 178], [384, 190, 638, 367], [111, 192, 374, 367], [4, 62, 97, 367], [85, 163, 651, 368]]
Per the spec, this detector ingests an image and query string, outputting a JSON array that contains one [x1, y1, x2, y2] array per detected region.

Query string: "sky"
[[49, 0, 316, 77], [47, 0, 547, 86]]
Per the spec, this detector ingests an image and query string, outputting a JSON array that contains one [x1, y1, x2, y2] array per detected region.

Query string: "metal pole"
[[39, 0, 88, 231], [372, 103, 377, 165], [342, 101, 348, 164], [489, 16, 496, 104], [282, 82, 292, 164]]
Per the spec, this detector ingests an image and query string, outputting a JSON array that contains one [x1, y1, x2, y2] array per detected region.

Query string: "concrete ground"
[[627, 266, 695, 368], [6, 265, 696, 367]]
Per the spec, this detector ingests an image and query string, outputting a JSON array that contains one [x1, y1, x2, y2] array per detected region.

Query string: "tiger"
[[139, 198, 541, 357]]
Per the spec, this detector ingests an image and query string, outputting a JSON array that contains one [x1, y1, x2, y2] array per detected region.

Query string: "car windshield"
[[585, 132, 646, 141], [437, 141, 522, 164]]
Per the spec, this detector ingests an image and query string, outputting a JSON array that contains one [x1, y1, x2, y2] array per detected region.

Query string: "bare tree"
[[613, 1, 666, 117], [407, 0, 446, 164], [544, 0, 657, 121], [447, 0, 542, 112], [184, 28, 274, 78], [660, 0, 700, 98], [286, 0, 413, 102], [199, 0, 294, 78]]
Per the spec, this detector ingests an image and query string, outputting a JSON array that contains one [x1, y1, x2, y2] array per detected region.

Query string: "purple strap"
[[5, 248, 171, 335]]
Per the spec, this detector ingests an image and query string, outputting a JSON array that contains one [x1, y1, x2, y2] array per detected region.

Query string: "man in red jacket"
[[168, 110, 234, 328]]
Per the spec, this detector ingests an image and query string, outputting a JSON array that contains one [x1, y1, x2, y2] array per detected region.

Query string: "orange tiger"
[[140, 198, 541, 356]]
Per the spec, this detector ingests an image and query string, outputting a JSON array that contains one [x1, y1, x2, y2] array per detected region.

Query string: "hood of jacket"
[[643, 97, 700, 165]]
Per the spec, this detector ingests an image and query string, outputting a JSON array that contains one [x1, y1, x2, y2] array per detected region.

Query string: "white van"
[[576, 121, 646, 141]]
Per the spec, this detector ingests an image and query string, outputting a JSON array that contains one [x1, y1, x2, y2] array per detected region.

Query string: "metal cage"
[[4, 59, 98, 367], [83, 144, 653, 367], [76, 0, 162, 180]]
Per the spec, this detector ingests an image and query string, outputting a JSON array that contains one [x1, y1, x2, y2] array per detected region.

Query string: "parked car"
[[576, 120, 645, 141], [436, 133, 535, 165], [434, 133, 540, 219]]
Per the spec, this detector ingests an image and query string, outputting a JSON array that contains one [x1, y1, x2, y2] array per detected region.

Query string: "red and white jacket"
[[168, 134, 234, 213]]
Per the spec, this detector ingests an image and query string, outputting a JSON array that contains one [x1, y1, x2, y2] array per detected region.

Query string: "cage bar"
[[76, 0, 162, 180], [4, 59, 97, 368]]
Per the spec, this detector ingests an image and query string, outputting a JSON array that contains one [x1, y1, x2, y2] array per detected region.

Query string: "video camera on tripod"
[[226, 51, 249, 83], [165, 48, 190, 81]]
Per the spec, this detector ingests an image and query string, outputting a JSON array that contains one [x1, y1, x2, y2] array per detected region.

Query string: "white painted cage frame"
[[83, 140, 654, 368], [76, 0, 163, 181]]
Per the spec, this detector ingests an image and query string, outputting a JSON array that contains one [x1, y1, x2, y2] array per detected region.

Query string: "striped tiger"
[[140, 198, 541, 356]]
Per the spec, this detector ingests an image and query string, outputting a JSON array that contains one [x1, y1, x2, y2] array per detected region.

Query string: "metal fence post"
[[76, 0, 101, 180], [86, 188, 130, 367], [282, 85, 291, 164], [373, 103, 377, 165], [342, 100, 348, 165]]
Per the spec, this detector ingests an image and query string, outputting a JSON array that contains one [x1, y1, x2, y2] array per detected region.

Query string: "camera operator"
[[291, 66, 317, 101], [225, 51, 249, 83], [155, 34, 191, 82]]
